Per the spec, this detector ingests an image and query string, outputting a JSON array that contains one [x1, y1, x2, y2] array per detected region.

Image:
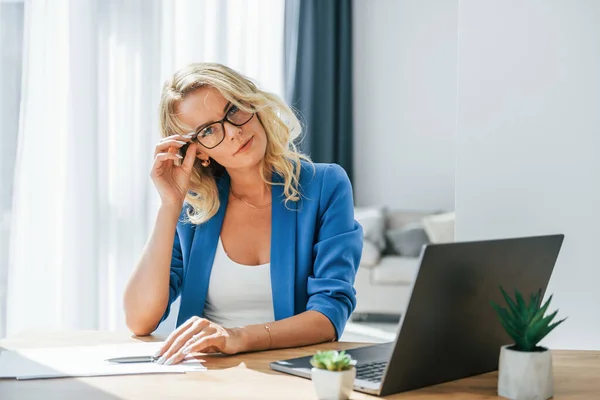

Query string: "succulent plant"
[[310, 350, 357, 371], [491, 286, 567, 352]]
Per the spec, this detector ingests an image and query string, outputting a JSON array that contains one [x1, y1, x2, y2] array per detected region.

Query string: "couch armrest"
[[359, 240, 381, 269], [354, 207, 385, 250], [422, 212, 455, 243]]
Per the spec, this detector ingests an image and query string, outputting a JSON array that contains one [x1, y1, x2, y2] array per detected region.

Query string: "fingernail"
[[153, 349, 162, 357], [182, 347, 191, 355], [176, 140, 186, 145], [164, 356, 175, 366], [157, 356, 166, 365], [182, 133, 194, 138], [175, 154, 183, 159]]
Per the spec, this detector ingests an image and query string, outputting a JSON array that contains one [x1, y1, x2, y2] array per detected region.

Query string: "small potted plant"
[[310, 350, 357, 400], [491, 287, 567, 400]]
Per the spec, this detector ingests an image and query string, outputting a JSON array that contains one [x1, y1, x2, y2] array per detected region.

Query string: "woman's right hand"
[[151, 134, 199, 209]]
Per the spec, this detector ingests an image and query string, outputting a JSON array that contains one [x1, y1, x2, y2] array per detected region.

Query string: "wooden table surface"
[[0, 331, 598, 399]]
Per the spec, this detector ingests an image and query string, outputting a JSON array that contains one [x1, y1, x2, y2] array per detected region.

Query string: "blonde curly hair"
[[159, 63, 310, 225]]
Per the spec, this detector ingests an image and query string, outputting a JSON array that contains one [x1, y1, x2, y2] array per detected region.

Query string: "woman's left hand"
[[154, 316, 246, 365]]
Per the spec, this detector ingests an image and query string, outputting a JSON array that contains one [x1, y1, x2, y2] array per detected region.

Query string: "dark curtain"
[[284, 0, 354, 182]]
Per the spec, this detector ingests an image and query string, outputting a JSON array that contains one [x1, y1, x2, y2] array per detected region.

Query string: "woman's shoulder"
[[298, 161, 352, 199], [299, 161, 350, 185]]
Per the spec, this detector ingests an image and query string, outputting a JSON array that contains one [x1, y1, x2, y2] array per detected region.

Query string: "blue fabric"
[[158, 162, 363, 340]]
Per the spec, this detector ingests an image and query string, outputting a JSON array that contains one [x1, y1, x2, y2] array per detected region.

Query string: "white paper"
[[0, 342, 206, 380]]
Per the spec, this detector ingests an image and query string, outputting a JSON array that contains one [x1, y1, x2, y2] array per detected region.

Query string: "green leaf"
[[530, 295, 553, 326], [310, 351, 328, 369], [532, 317, 567, 346], [528, 310, 567, 348], [500, 307, 524, 334], [490, 301, 504, 318], [310, 350, 356, 371], [533, 312, 563, 340], [525, 290, 542, 323], [515, 290, 527, 315], [499, 286, 520, 320], [500, 320, 520, 343], [538, 310, 559, 328], [492, 287, 567, 352], [514, 338, 529, 351], [491, 303, 518, 332], [543, 318, 567, 337], [525, 320, 549, 350]]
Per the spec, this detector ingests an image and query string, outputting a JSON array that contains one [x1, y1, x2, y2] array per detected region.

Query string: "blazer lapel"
[[270, 172, 297, 320], [177, 171, 297, 325], [177, 174, 230, 326]]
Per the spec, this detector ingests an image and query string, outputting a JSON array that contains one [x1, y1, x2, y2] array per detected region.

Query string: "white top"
[[202, 237, 275, 328]]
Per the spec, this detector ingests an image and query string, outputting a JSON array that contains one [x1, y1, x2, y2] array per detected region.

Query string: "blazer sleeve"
[[306, 164, 363, 340]]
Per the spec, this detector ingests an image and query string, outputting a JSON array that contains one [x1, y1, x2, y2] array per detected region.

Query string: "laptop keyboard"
[[355, 360, 388, 383]]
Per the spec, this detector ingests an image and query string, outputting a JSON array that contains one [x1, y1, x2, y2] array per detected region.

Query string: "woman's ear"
[[195, 147, 207, 160], [196, 148, 212, 168]]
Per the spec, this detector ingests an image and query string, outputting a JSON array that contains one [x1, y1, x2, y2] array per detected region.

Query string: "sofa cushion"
[[372, 256, 420, 285], [385, 210, 435, 230], [354, 207, 386, 250], [382, 210, 435, 255], [385, 222, 430, 257], [359, 240, 381, 269]]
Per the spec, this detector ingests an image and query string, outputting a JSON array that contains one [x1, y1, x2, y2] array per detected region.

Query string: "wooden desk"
[[0, 331, 598, 399]]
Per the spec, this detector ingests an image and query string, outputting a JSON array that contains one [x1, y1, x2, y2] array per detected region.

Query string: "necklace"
[[230, 187, 272, 209]]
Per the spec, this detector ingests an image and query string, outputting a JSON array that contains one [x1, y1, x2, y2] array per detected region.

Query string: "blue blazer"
[[159, 162, 363, 339]]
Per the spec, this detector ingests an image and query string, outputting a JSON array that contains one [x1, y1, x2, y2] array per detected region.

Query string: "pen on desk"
[[105, 355, 159, 364]]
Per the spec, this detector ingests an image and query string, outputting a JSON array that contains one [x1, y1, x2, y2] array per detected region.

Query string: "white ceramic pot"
[[311, 367, 356, 400], [498, 344, 554, 400]]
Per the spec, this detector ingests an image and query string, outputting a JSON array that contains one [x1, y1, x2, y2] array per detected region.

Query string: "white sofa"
[[352, 208, 455, 321]]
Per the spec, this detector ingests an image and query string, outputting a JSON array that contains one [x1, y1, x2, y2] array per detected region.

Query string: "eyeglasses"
[[189, 103, 254, 149]]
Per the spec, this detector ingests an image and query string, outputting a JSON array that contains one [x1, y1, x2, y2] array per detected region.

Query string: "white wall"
[[456, 1, 600, 350], [352, 0, 458, 211]]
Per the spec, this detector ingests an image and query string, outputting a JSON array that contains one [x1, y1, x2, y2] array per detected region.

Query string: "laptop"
[[270, 234, 564, 396]]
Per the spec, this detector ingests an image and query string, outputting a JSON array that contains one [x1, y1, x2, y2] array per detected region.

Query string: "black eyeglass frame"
[[188, 103, 255, 150]]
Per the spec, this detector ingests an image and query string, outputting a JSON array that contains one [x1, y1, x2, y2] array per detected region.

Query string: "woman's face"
[[177, 87, 267, 170]]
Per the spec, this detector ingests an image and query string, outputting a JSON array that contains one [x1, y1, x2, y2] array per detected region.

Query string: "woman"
[[123, 63, 363, 366]]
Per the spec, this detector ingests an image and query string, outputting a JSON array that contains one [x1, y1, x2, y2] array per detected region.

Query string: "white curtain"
[[0, 0, 25, 338], [5, 0, 284, 338]]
